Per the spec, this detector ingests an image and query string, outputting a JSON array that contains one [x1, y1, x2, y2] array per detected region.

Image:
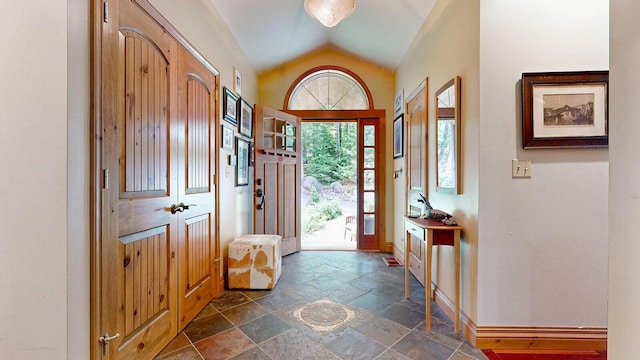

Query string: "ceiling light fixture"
[[304, 0, 356, 28]]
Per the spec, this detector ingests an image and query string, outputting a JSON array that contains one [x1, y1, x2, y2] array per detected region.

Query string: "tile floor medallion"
[[293, 298, 355, 333]]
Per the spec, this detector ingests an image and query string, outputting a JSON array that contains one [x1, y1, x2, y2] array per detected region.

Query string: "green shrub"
[[307, 187, 321, 205], [302, 200, 343, 236]]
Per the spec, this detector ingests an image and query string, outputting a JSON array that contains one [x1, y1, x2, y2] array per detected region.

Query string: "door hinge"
[[103, 169, 109, 189], [212, 174, 216, 186], [103, 1, 109, 23]]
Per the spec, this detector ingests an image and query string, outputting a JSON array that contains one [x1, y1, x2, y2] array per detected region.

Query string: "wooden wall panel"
[[185, 215, 211, 291], [121, 228, 169, 337], [282, 163, 297, 239], [186, 78, 210, 193], [121, 33, 169, 196]]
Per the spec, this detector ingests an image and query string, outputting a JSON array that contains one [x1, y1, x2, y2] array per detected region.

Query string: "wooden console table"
[[404, 216, 462, 333]]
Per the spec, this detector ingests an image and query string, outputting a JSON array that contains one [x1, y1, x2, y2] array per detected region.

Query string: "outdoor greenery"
[[302, 199, 343, 236], [302, 122, 357, 185]]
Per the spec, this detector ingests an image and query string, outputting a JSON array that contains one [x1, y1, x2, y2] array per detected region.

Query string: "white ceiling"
[[208, 0, 436, 72]]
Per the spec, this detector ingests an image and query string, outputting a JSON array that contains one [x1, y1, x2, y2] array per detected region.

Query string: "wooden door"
[[254, 105, 301, 256], [358, 119, 382, 250], [407, 82, 428, 194], [95, 0, 219, 358], [176, 45, 219, 330]]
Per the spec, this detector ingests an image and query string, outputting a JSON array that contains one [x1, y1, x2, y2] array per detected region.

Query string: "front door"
[[95, 0, 219, 358], [253, 105, 301, 256]]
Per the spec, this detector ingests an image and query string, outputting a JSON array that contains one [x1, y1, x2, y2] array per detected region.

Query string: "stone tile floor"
[[155, 251, 488, 360]]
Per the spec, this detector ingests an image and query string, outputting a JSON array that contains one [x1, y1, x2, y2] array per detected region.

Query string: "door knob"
[[257, 196, 265, 210], [170, 202, 196, 214]]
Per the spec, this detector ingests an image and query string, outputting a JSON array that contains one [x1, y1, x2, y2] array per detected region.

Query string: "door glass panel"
[[264, 117, 274, 132], [286, 124, 295, 136], [364, 148, 375, 168], [364, 125, 375, 146], [286, 137, 295, 151], [364, 170, 375, 190], [363, 214, 375, 235], [364, 192, 375, 212]]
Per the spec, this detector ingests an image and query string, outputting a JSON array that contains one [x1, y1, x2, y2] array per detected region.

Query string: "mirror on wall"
[[435, 76, 461, 194]]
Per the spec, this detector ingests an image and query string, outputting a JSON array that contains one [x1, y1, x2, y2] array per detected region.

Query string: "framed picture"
[[249, 142, 255, 167], [221, 124, 233, 150], [522, 71, 608, 148], [393, 114, 404, 159], [238, 98, 253, 139], [233, 67, 242, 96], [235, 136, 250, 186], [394, 89, 404, 117], [223, 87, 238, 125]]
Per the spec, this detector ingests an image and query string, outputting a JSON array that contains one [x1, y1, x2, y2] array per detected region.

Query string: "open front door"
[[253, 105, 301, 256]]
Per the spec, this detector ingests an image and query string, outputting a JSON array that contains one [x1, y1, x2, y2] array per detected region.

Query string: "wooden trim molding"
[[475, 326, 607, 351], [432, 286, 607, 351]]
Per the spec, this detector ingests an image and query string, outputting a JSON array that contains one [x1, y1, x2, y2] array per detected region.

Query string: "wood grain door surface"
[[407, 85, 427, 193], [253, 105, 301, 256], [97, 0, 219, 358]]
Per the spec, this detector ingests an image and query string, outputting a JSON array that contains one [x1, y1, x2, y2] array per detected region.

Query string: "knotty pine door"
[[95, 0, 219, 358]]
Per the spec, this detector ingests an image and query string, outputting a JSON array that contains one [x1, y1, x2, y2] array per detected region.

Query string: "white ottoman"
[[228, 234, 282, 289]]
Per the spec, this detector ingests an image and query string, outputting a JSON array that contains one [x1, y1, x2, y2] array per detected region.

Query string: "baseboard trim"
[[476, 326, 607, 351], [433, 286, 477, 345], [384, 242, 394, 253], [432, 286, 607, 351]]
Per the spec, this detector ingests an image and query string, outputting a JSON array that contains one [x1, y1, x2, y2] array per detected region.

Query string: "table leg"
[[454, 229, 460, 334], [425, 228, 433, 332], [404, 229, 409, 299]]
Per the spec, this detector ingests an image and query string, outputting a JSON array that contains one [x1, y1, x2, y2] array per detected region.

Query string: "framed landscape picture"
[[522, 71, 608, 148], [221, 124, 233, 150], [238, 98, 253, 139], [235, 136, 249, 186], [223, 87, 238, 125], [393, 114, 404, 158]]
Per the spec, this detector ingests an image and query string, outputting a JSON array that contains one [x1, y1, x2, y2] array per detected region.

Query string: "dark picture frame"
[[393, 114, 404, 159], [238, 98, 253, 139], [235, 136, 250, 186], [221, 124, 233, 150], [522, 71, 609, 149], [223, 87, 238, 125]]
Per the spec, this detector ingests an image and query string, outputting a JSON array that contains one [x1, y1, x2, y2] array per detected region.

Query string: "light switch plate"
[[512, 159, 532, 178]]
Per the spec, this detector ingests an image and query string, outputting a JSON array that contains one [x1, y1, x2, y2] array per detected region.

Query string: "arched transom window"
[[287, 68, 371, 110]]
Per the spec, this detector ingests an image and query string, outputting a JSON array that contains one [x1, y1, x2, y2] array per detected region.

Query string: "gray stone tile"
[[239, 314, 292, 344], [380, 304, 425, 329], [260, 328, 341, 360], [325, 327, 386, 360], [354, 315, 411, 346], [391, 329, 456, 360]]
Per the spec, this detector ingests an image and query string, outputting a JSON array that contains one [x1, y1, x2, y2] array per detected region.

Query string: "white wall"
[[609, 0, 640, 356], [67, 0, 91, 357], [478, 0, 608, 326], [396, 0, 480, 321], [0, 0, 69, 358]]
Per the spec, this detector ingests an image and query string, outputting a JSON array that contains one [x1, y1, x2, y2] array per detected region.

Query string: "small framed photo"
[[522, 71, 608, 148], [394, 89, 404, 117], [393, 114, 404, 159], [249, 142, 255, 167], [238, 98, 253, 139], [223, 87, 238, 125], [233, 67, 242, 96], [221, 124, 233, 150], [235, 136, 250, 186]]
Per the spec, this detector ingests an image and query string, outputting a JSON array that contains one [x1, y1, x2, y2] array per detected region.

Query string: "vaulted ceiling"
[[208, 0, 437, 72]]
